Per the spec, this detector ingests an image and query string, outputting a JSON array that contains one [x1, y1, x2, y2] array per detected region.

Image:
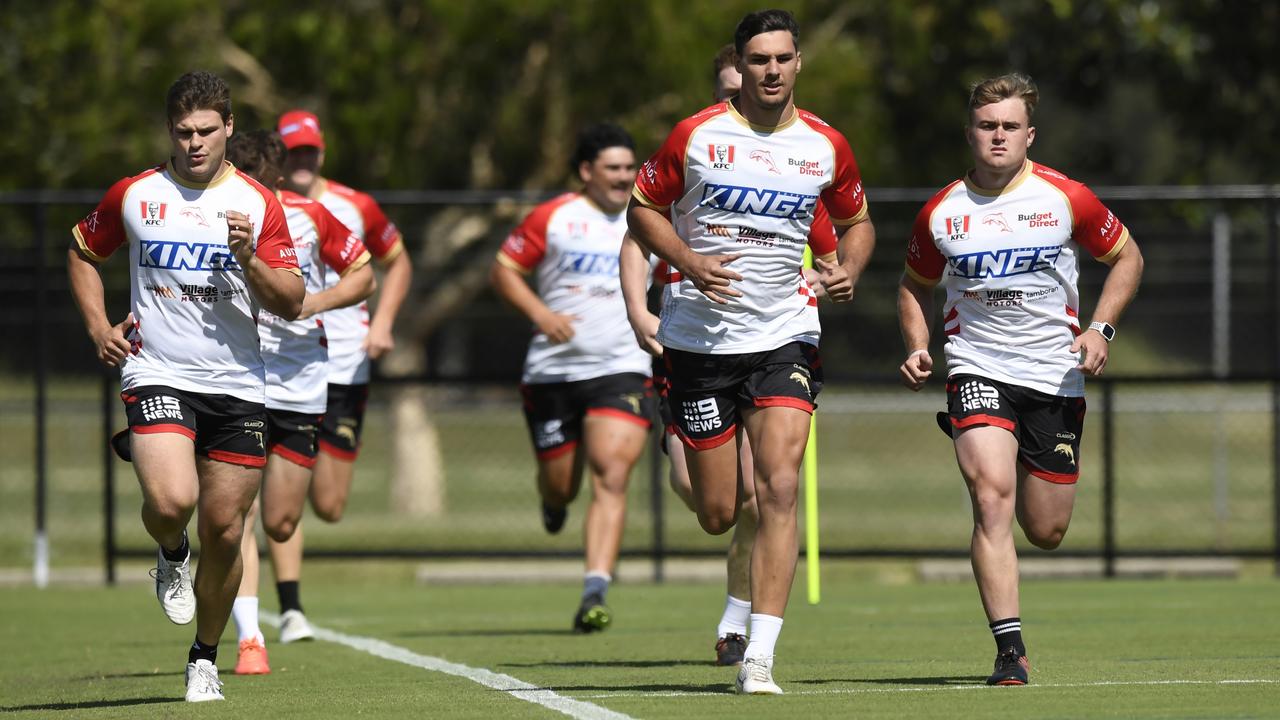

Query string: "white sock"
[[717, 595, 752, 639], [744, 613, 783, 660], [232, 596, 262, 644]]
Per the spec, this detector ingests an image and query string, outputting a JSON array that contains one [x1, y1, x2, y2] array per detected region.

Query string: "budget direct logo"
[[1019, 211, 1060, 228], [788, 157, 823, 177]]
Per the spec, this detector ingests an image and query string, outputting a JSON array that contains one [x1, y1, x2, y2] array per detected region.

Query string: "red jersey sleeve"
[[633, 106, 725, 210], [498, 194, 575, 273], [313, 203, 371, 275], [1065, 184, 1129, 263], [351, 192, 404, 263], [904, 182, 961, 285], [72, 174, 145, 261], [254, 193, 300, 272], [806, 202, 838, 258], [799, 112, 869, 226]]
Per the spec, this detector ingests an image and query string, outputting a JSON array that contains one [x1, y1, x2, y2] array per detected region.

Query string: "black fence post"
[[1268, 194, 1280, 578], [649, 431, 665, 583], [103, 371, 117, 585], [33, 203, 49, 588], [1102, 379, 1116, 579]]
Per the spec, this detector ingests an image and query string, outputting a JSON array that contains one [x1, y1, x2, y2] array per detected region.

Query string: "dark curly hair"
[[569, 123, 634, 171], [226, 130, 287, 188], [166, 71, 232, 125]]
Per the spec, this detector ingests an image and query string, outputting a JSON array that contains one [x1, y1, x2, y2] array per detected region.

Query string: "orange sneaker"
[[234, 637, 271, 675]]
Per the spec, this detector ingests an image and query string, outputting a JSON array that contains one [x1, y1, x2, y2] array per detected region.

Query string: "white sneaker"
[[735, 655, 783, 695], [151, 546, 195, 625], [279, 609, 316, 643], [185, 660, 224, 702]]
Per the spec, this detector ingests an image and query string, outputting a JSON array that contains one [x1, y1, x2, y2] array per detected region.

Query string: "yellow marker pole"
[[802, 246, 820, 604]]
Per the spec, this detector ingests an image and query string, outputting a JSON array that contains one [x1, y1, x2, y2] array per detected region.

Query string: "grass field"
[[1, 561, 1278, 718]]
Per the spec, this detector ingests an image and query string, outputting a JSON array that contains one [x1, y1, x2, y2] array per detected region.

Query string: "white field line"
[[260, 611, 634, 720], [577, 678, 1279, 699]]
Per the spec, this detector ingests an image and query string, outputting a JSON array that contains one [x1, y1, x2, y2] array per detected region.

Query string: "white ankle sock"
[[717, 595, 752, 639], [744, 613, 783, 660], [232, 596, 262, 643]]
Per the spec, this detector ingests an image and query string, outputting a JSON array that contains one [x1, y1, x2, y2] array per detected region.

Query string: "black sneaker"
[[572, 593, 611, 633], [110, 429, 132, 462], [986, 646, 1030, 686], [542, 504, 567, 534], [715, 633, 747, 666]]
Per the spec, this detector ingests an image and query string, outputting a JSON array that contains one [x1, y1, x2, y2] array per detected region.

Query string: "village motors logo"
[[140, 201, 167, 227]]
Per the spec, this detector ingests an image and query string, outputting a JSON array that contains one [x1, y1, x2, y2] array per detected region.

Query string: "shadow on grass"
[[501, 659, 709, 669], [76, 671, 185, 680], [396, 628, 569, 638], [1, 696, 180, 713], [795, 675, 986, 686]]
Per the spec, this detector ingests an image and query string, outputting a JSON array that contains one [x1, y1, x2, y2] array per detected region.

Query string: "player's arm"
[[488, 257, 575, 344], [66, 245, 133, 367], [300, 262, 376, 320], [227, 209, 305, 320], [626, 198, 741, 304], [366, 249, 411, 359], [819, 218, 875, 303], [897, 271, 935, 391], [1071, 237, 1144, 376], [619, 231, 662, 356]]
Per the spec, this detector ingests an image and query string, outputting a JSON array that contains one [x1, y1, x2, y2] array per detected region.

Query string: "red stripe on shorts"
[[951, 414, 1016, 432], [752, 396, 814, 413], [677, 423, 736, 451], [270, 443, 318, 469], [1026, 466, 1079, 485], [586, 407, 651, 428], [536, 440, 579, 461], [318, 439, 358, 461], [206, 449, 267, 468], [132, 423, 196, 440]]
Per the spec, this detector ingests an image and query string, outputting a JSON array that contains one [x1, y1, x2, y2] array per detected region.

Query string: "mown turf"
[[1, 562, 1277, 719]]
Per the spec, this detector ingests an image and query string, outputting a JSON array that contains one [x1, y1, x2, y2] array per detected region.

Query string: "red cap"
[[277, 110, 325, 150]]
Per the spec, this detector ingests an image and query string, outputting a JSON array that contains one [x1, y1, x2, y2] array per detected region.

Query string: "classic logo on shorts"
[[1054, 443, 1076, 465], [959, 382, 1000, 412], [141, 201, 168, 227], [709, 144, 736, 171], [682, 398, 722, 433], [140, 395, 183, 422], [535, 419, 565, 448]]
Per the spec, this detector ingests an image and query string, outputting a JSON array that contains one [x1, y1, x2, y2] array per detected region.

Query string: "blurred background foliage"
[[4, 0, 1276, 192]]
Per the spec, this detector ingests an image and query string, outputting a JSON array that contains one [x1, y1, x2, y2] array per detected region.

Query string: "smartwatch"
[[1088, 321, 1116, 342]]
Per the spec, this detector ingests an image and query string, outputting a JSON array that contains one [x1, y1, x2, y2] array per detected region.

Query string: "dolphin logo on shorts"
[[1054, 443, 1075, 466], [789, 372, 810, 393]]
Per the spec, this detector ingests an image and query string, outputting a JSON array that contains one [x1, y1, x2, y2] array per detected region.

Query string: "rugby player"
[[490, 123, 655, 633], [67, 72, 303, 702], [267, 110, 411, 642], [897, 73, 1143, 685], [619, 42, 836, 668], [627, 10, 876, 694], [224, 130, 375, 675]]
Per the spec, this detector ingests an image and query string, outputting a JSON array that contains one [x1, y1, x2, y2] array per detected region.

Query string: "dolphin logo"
[[1054, 443, 1075, 465], [789, 372, 810, 393], [749, 149, 782, 175]]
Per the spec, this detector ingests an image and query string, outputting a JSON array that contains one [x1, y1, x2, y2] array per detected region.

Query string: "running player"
[[897, 73, 1143, 685], [490, 123, 655, 633], [67, 72, 303, 702], [619, 42, 836, 668], [268, 110, 411, 641], [627, 10, 875, 694], [223, 130, 375, 675]]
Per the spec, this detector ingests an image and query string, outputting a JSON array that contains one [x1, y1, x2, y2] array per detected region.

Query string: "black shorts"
[[945, 374, 1086, 484], [318, 383, 369, 461], [121, 385, 267, 468], [664, 341, 822, 451], [267, 409, 323, 469], [652, 356, 677, 438], [520, 372, 655, 461]]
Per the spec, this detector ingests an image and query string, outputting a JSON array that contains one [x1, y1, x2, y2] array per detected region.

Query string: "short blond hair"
[[968, 73, 1038, 123]]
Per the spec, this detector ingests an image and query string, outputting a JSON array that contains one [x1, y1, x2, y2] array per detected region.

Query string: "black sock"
[[188, 638, 217, 665], [161, 531, 189, 562], [990, 617, 1025, 656], [277, 581, 303, 613]]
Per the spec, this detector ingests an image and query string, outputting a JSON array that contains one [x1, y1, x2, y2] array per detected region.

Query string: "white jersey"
[[260, 191, 371, 413], [497, 192, 652, 384], [314, 179, 404, 385], [633, 101, 869, 354], [905, 160, 1130, 396], [73, 163, 300, 403]]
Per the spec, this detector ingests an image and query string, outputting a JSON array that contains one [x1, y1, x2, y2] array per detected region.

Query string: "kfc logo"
[[141, 201, 167, 227], [944, 215, 970, 242], [709, 144, 736, 171]]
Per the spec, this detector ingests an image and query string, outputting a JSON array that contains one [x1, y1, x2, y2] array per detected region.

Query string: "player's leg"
[[716, 434, 756, 666], [232, 497, 269, 675], [666, 433, 696, 510], [1014, 391, 1086, 550], [261, 409, 322, 643], [310, 384, 368, 522], [522, 382, 585, 533]]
